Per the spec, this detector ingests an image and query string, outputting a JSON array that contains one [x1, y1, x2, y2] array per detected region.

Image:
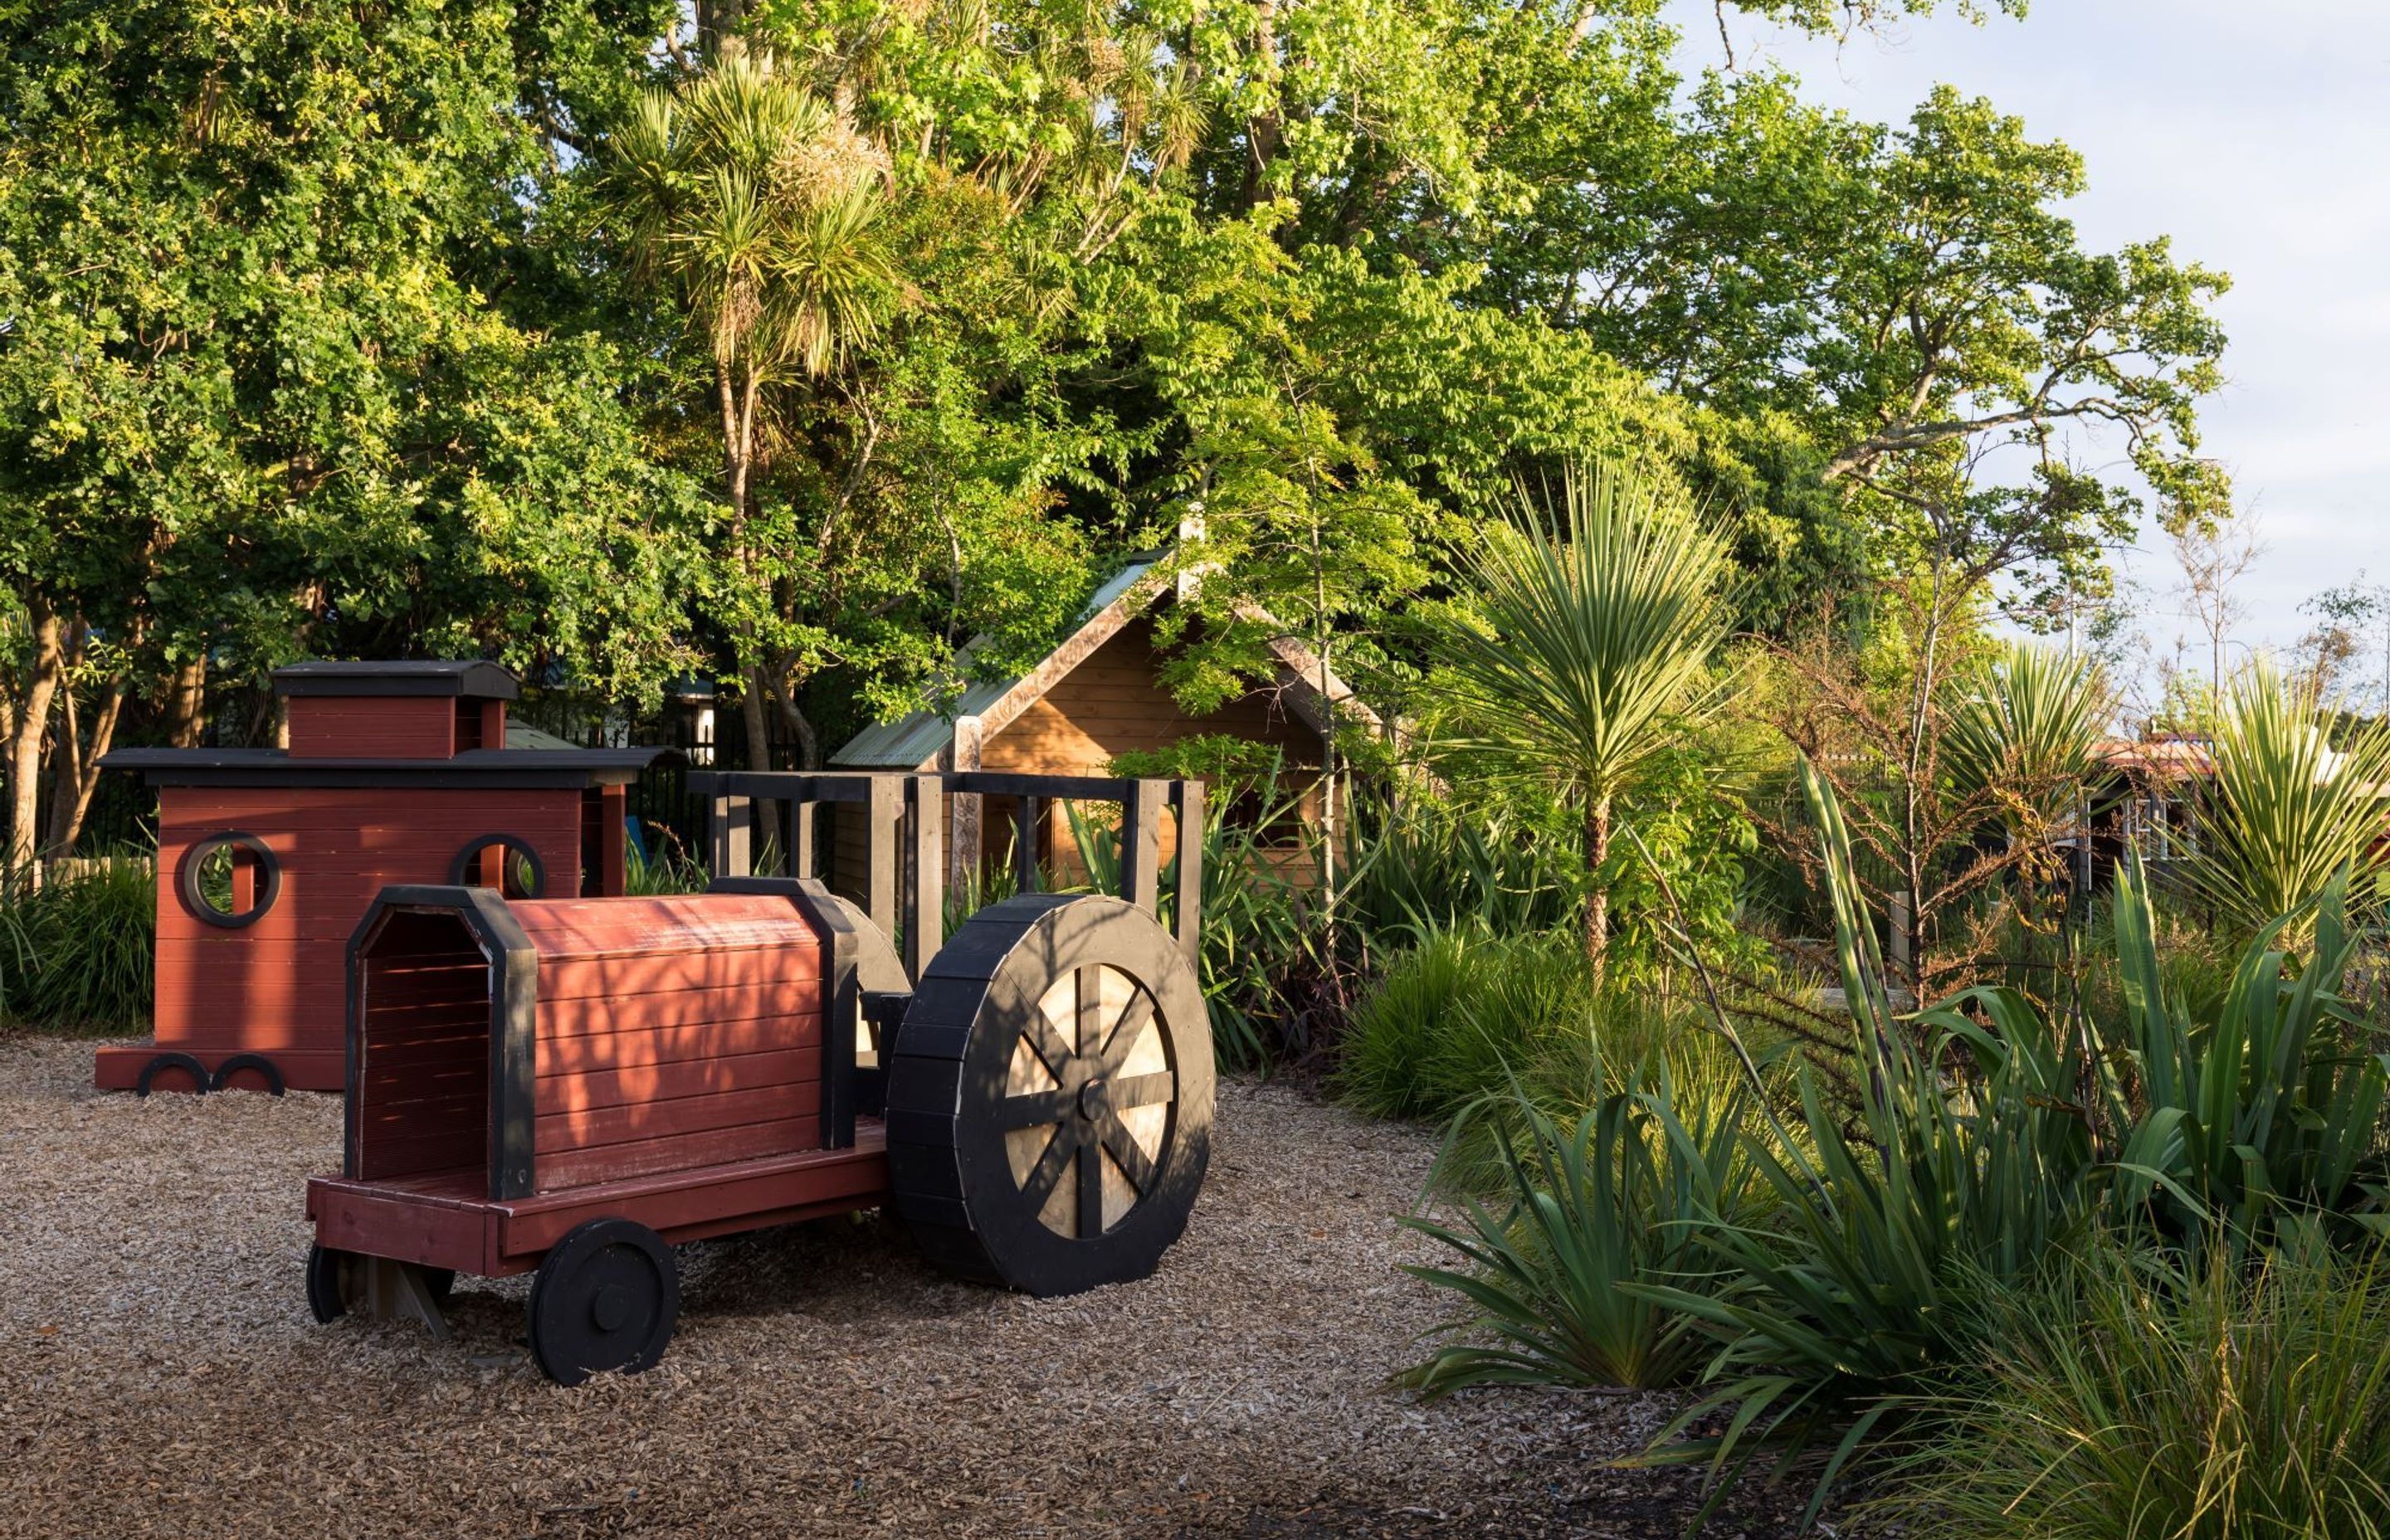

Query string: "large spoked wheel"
[[886, 894, 1213, 1297], [527, 1219, 679, 1386]]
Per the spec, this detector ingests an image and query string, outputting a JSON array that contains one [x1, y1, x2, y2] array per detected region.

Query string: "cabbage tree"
[[1439, 465, 1730, 969]]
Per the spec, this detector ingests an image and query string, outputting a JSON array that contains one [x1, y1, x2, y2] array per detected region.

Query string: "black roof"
[[272, 660, 521, 700], [100, 746, 669, 790]]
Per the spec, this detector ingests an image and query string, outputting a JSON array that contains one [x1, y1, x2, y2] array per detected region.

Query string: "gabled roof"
[[830, 553, 1383, 770]]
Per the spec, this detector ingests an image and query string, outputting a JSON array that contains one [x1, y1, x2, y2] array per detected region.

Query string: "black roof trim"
[[272, 660, 522, 700], [101, 746, 671, 790]]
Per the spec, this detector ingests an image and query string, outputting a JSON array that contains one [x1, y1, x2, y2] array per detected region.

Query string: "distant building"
[[827, 553, 1384, 889]]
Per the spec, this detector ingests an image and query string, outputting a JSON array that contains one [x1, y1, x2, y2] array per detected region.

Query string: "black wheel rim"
[[528, 1220, 678, 1386], [305, 1244, 354, 1324]]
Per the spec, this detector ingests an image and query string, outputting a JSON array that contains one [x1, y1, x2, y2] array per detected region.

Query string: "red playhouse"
[[97, 660, 666, 1095]]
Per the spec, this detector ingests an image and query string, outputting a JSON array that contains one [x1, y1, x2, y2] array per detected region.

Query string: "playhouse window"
[[178, 832, 280, 928], [451, 835, 547, 899]]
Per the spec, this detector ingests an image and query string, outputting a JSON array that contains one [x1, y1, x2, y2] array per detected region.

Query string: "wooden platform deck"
[[307, 1120, 890, 1276]]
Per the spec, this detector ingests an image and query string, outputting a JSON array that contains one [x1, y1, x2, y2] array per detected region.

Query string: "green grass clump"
[[1880, 1233, 2390, 1539], [1336, 926, 1593, 1122], [0, 855, 155, 1031]]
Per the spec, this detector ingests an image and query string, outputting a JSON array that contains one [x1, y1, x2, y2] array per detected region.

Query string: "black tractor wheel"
[[885, 894, 1213, 1297], [526, 1219, 679, 1386], [306, 1244, 453, 1323]]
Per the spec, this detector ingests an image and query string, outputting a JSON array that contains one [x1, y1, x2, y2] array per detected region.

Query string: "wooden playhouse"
[[96, 660, 666, 1094]]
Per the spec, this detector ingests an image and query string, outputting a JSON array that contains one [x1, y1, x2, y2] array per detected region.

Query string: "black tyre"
[[885, 894, 1213, 1297], [526, 1219, 678, 1386], [210, 1053, 285, 1095], [134, 1052, 211, 1097]]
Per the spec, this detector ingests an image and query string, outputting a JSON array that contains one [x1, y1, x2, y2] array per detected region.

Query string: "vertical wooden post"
[[906, 775, 944, 980], [866, 776, 904, 944], [949, 716, 983, 904], [1016, 796, 1042, 893], [1172, 779, 1204, 962], [710, 791, 754, 878], [789, 798, 817, 880], [598, 784, 627, 896], [1122, 777, 1163, 917]]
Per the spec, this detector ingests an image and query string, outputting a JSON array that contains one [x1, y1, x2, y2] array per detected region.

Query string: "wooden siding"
[[829, 615, 1324, 897], [508, 895, 828, 1195], [150, 787, 585, 1080], [287, 695, 456, 759]]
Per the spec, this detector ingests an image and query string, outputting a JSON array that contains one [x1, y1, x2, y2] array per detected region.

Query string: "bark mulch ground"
[[0, 1034, 1815, 1538]]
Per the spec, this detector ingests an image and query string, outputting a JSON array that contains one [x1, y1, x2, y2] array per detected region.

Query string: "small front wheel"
[[526, 1219, 679, 1386], [307, 1244, 454, 1323]]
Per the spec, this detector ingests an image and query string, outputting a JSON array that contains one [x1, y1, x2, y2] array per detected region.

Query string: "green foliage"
[[2095, 855, 2388, 1245], [1880, 1234, 2390, 1540], [0, 0, 704, 704], [1942, 639, 2115, 834], [1399, 1060, 1763, 1396], [0, 859, 155, 1031], [1437, 462, 1734, 962], [2190, 661, 2390, 942], [1338, 927, 1591, 1123]]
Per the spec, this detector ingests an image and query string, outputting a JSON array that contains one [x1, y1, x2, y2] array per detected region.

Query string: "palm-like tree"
[[2192, 661, 2390, 940], [1441, 465, 1731, 969], [603, 41, 895, 763], [1943, 640, 2114, 841]]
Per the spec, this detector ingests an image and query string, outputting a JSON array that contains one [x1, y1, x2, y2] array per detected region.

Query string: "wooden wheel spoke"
[[1020, 1125, 1078, 1212], [1097, 989, 1156, 1073], [1107, 1070, 1176, 1110], [998, 1089, 1076, 1130], [1022, 1011, 1076, 1083], [1099, 1115, 1158, 1193], [1077, 1137, 1105, 1238]]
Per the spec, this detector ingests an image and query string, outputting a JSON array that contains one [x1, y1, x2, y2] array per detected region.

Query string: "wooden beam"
[[949, 714, 983, 903], [906, 775, 944, 980]]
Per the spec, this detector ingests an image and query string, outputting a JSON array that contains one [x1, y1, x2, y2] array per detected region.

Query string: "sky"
[[1658, 0, 2390, 690]]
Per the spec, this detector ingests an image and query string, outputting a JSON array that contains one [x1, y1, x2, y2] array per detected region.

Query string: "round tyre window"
[[178, 833, 280, 928], [451, 835, 545, 899]]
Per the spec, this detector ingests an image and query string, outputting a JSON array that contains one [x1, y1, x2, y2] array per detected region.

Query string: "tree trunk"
[[768, 665, 821, 770], [163, 656, 207, 746], [741, 665, 774, 772], [1583, 794, 1612, 975], [46, 669, 129, 855], [7, 601, 65, 872]]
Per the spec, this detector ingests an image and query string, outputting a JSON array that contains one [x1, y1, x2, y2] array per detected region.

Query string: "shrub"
[[1337, 926, 1592, 1122], [0, 855, 155, 1031], [1399, 1055, 1764, 1394], [1880, 1233, 2390, 1539]]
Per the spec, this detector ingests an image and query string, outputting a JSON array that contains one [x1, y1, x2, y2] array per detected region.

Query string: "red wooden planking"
[[536, 982, 824, 1039], [534, 1015, 822, 1077], [510, 894, 822, 962], [93, 1045, 345, 1091], [309, 1174, 496, 1274], [287, 696, 456, 759], [534, 1079, 822, 1156], [536, 1047, 820, 1115], [528, 952, 824, 1003], [357, 1125, 486, 1183], [307, 1133, 890, 1270], [533, 1115, 823, 1192], [498, 1132, 889, 1255]]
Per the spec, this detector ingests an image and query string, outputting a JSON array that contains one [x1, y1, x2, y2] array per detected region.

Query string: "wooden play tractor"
[[305, 771, 1210, 1384]]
